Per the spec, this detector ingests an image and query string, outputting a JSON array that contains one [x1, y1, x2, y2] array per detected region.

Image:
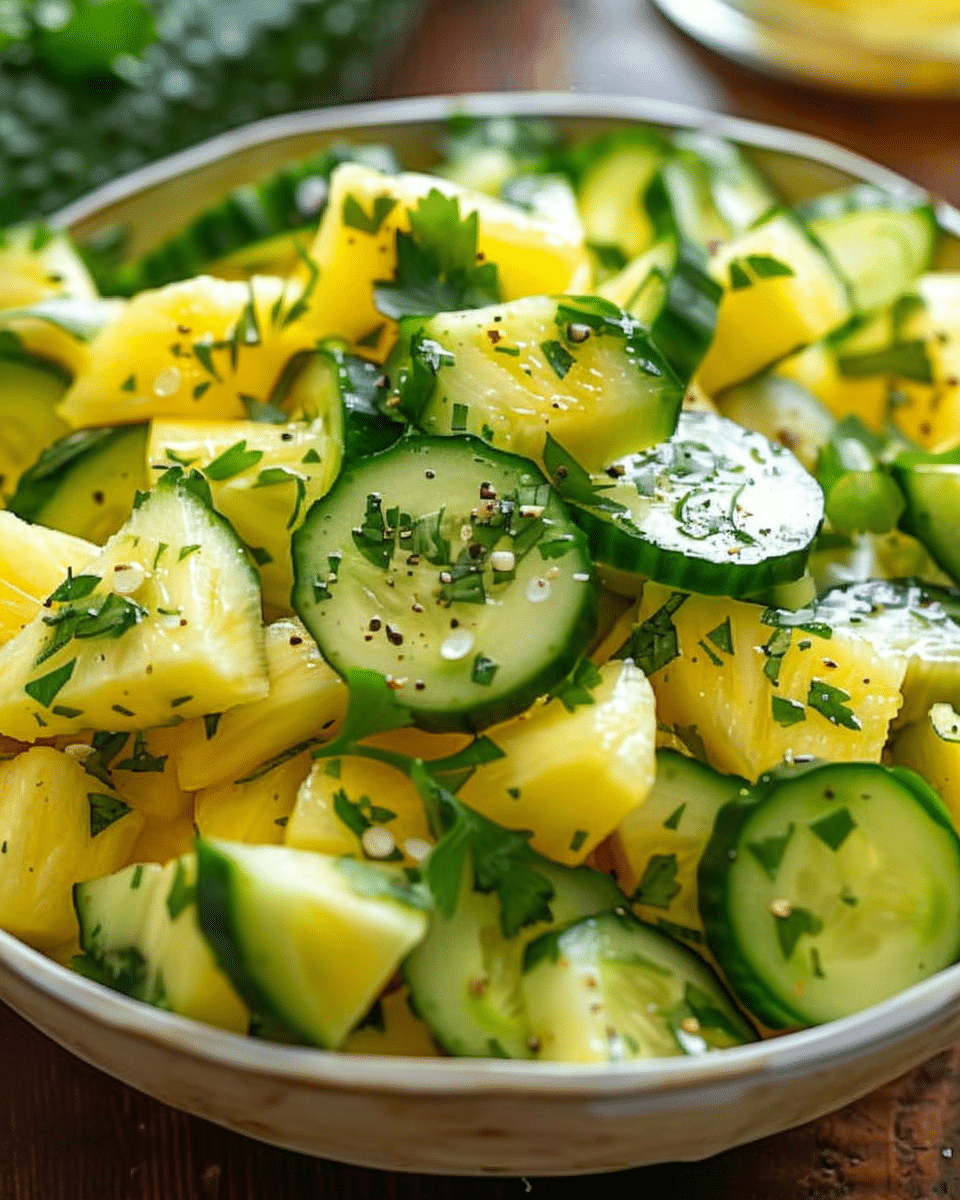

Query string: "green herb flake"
[[809, 806, 857, 852], [493, 344, 520, 356], [747, 254, 795, 280], [47, 572, 101, 603], [192, 340, 221, 381], [471, 654, 499, 686], [807, 679, 862, 730], [203, 713, 222, 740], [342, 192, 398, 235], [25, 658, 76, 707], [116, 730, 167, 774], [88, 791, 131, 838], [193, 381, 211, 400], [569, 829, 589, 854], [51, 705, 83, 718], [663, 803, 686, 831], [540, 339, 575, 380], [633, 853, 681, 909], [165, 860, 195, 920], [170, 695, 193, 708], [697, 639, 723, 667], [774, 905, 823, 960], [131, 864, 144, 890], [746, 824, 795, 881], [550, 657, 603, 713], [302, 448, 322, 464], [810, 947, 826, 978], [451, 402, 469, 432], [248, 546, 273, 566], [772, 696, 806, 727], [204, 440, 264, 481], [706, 617, 734, 655], [762, 626, 793, 685], [177, 544, 201, 563], [152, 543, 168, 569], [728, 259, 752, 290], [618, 592, 687, 675], [121, 374, 136, 393]]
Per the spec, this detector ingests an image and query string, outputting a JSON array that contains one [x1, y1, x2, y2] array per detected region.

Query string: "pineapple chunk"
[[194, 749, 313, 846], [634, 582, 906, 780], [456, 660, 656, 866], [286, 755, 434, 868], [0, 469, 267, 740], [169, 618, 346, 792], [74, 857, 249, 1032], [0, 511, 95, 644], [696, 212, 851, 395], [0, 746, 143, 948], [59, 275, 318, 429], [128, 812, 196, 866], [341, 985, 440, 1057], [889, 275, 960, 450], [302, 163, 591, 361], [775, 335, 888, 432], [889, 703, 960, 827], [147, 418, 342, 612]]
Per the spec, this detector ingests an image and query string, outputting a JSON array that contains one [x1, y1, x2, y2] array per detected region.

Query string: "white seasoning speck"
[[490, 550, 516, 572], [679, 1017, 701, 1035], [770, 898, 793, 918], [459, 524, 473, 543], [525, 577, 551, 603], [572, 572, 590, 582], [519, 504, 545, 518], [404, 838, 432, 863], [64, 743, 93, 762], [361, 827, 396, 859], [440, 628, 475, 660], [153, 365, 182, 397], [546, 566, 560, 580], [111, 562, 147, 595]]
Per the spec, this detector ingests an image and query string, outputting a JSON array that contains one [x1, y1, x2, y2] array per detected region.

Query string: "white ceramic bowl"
[[4, 93, 960, 1178]]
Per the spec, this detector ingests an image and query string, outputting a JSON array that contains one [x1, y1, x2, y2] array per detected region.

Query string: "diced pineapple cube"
[[169, 618, 346, 792], [889, 703, 960, 828], [286, 755, 433, 868], [0, 746, 143, 948], [0, 511, 95, 644], [635, 582, 906, 780], [59, 275, 318, 428], [456, 660, 656, 865], [302, 163, 591, 361], [194, 749, 313, 846]]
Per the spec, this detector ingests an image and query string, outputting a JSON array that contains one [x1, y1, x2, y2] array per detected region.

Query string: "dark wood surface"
[[8, 2, 960, 1195]]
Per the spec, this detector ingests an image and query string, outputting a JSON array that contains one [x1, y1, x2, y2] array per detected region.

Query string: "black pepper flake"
[[92, 490, 105, 505], [289, 636, 303, 646], [479, 482, 497, 499], [425, 470, 435, 479], [369, 617, 382, 632], [566, 322, 591, 344], [385, 623, 403, 646], [415, 680, 426, 691]]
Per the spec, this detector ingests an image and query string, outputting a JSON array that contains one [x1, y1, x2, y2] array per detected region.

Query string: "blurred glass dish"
[[650, 0, 960, 95]]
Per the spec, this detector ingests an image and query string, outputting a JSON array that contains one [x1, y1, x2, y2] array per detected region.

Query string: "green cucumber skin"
[[893, 447, 960, 586], [697, 760, 960, 1030], [291, 434, 600, 734], [193, 839, 293, 1038]]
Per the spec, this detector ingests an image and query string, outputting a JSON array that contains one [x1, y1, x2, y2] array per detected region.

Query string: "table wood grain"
[[7, 2, 960, 1195]]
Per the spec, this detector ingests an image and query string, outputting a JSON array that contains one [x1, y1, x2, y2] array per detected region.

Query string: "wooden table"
[[7, 2, 960, 1196]]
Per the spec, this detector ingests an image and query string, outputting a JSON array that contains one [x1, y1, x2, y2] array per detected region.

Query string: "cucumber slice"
[[797, 184, 937, 315], [0, 348, 71, 496], [815, 417, 907, 535], [521, 910, 756, 1062], [387, 294, 683, 474], [299, 341, 402, 463], [698, 760, 960, 1027], [611, 749, 747, 945], [291, 434, 598, 733], [545, 410, 824, 598], [0, 467, 267, 740], [715, 372, 835, 473], [8, 425, 149, 544], [402, 859, 623, 1058], [814, 578, 960, 726], [892, 445, 960, 585], [194, 839, 430, 1049], [73, 856, 249, 1033], [572, 129, 668, 261]]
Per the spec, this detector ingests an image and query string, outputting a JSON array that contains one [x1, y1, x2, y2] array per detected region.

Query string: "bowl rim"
[[10, 88, 957, 1100]]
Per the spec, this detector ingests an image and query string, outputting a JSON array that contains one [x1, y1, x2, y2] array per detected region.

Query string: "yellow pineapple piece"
[[59, 275, 318, 428], [889, 275, 960, 450], [775, 336, 888, 432], [456, 660, 656, 866], [194, 749, 313, 845], [341, 985, 440, 1057], [302, 163, 591, 361], [889, 703, 960, 827], [696, 212, 851, 395], [169, 618, 347, 792], [0, 746, 143, 948], [0, 512, 95, 644], [147, 418, 342, 611], [635, 581, 906, 780], [128, 811, 196, 865], [286, 754, 434, 869]]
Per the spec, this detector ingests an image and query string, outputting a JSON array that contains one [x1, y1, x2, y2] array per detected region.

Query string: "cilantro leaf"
[[774, 905, 823, 960], [342, 192, 398, 235], [616, 592, 687, 675], [88, 791, 131, 838], [373, 190, 501, 320], [549, 657, 603, 713], [807, 679, 862, 730], [633, 853, 681, 909], [746, 824, 794, 881], [313, 669, 413, 759]]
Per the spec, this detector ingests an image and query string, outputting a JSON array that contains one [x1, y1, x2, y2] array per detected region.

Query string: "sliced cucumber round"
[[892, 445, 960, 587], [698, 760, 960, 1028], [546, 410, 823, 598], [521, 910, 756, 1062], [291, 434, 598, 732], [402, 859, 623, 1058]]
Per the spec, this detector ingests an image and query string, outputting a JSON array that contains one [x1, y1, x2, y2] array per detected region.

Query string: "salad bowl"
[[2, 91, 960, 1176]]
